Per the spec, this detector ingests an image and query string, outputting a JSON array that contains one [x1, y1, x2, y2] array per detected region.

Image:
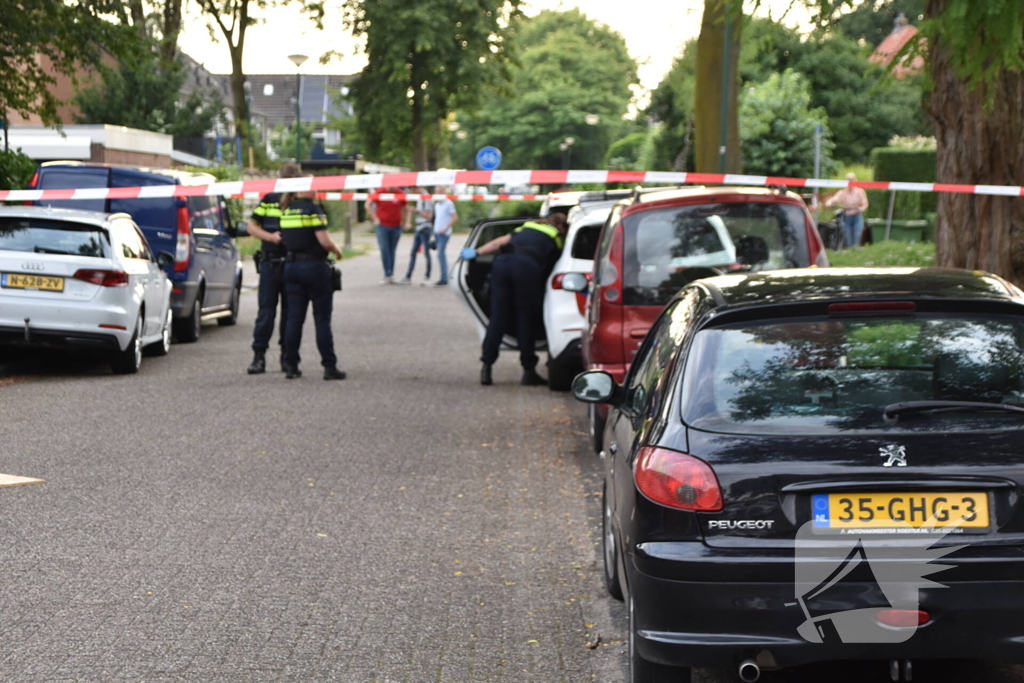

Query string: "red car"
[[581, 186, 829, 452]]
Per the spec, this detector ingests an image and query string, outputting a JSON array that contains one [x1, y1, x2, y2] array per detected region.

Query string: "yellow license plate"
[[813, 492, 989, 529], [1, 273, 64, 292]]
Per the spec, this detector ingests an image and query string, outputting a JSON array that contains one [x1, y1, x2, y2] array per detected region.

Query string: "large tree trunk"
[[694, 0, 742, 173], [928, 0, 1024, 286], [229, 48, 248, 142], [160, 0, 183, 64]]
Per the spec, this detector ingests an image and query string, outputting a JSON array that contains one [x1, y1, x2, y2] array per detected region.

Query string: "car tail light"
[[829, 301, 917, 313], [634, 447, 723, 512], [876, 609, 930, 627], [74, 269, 129, 287], [174, 205, 191, 272], [28, 172, 38, 189], [552, 273, 566, 290]]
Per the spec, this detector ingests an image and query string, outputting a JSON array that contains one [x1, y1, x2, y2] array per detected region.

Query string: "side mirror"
[[227, 221, 249, 238], [156, 251, 174, 267], [572, 370, 622, 406], [561, 272, 589, 293]]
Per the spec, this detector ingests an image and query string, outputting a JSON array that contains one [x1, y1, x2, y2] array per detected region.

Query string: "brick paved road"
[[3, 237, 1024, 683]]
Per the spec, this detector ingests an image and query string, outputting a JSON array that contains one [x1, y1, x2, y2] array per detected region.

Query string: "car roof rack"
[[630, 185, 706, 202], [578, 190, 634, 203]]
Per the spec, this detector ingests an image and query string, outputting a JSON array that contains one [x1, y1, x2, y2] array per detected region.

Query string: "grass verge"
[[826, 241, 935, 268]]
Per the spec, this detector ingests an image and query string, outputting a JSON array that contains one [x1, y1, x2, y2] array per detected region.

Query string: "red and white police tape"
[[3, 169, 1024, 202]]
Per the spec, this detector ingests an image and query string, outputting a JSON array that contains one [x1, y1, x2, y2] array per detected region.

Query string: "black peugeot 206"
[[573, 267, 1024, 683]]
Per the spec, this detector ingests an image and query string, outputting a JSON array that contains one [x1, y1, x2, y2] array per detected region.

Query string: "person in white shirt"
[[432, 187, 458, 286]]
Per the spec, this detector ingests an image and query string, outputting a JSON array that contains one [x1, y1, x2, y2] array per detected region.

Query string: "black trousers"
[[283, 261, 337, 368], [251, 259, 287, 352], [481, 252, 543, 369]]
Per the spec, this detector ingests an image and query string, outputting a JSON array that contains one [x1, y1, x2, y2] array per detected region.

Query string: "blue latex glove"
[[460, 247, 478, 260]]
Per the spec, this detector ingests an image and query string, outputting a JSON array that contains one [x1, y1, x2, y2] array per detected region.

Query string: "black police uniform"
[[250, 193, 288, 356], [280, 199, 338, 375], [481, 221, 564, 371]]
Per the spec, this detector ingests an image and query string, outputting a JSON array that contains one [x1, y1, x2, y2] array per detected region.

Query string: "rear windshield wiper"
[[883, 400, 1024, 422], [34, 246, 74, 255]]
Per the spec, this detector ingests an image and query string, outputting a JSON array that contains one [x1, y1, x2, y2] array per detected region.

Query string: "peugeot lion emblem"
[[879, 444, 907, 467]]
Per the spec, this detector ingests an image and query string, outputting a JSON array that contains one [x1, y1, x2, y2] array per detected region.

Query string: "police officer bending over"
[[279, 181, 345, 380], [246, 162, 303, 374], [460, 213, 567, 386]]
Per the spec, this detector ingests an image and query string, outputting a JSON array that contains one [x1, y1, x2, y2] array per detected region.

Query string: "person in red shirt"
[[368, 191, 409, 284]]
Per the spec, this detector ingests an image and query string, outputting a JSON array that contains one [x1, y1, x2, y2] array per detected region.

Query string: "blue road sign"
[[475, 146, 502, 171]]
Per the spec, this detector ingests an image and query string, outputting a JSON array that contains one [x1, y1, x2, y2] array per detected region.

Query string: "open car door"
[[452, 216, 547, 351]]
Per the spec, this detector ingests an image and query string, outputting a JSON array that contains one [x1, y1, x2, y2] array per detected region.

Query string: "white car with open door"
[[452, 195, 623, 390], [0, 206, 174, 374]]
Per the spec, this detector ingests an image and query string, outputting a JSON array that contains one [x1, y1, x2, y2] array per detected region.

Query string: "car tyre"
[[174, 292, 202, 343], [546, 357, 576, 392], [218, 277, 241, 326], [602, 482, 624, 601], [589, 403, 606, 454], [629, 596, 690, 683], [145, 307, 173, 357], [110, 315, 143, 375]]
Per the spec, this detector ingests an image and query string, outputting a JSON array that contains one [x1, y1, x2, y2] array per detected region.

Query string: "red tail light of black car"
[[634, 447, 724, 512]]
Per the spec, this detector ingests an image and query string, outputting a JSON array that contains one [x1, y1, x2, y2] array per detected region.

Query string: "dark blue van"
[[30, 162, 244, 342]]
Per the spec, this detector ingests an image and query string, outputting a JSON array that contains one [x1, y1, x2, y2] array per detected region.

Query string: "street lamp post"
[[584, 114, 600, 168], [561, 136, 576, 170], [288, 53, 308, 164]]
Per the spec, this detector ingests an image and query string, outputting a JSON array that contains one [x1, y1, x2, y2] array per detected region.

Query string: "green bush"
[[0, 147, 37, 191], [497, 200, 543, 218], [869, 147, 937, 221]]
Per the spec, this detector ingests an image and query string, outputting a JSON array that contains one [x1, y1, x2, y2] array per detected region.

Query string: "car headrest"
[[734, 235, 770, 266], [933, 353, 1013, 402]]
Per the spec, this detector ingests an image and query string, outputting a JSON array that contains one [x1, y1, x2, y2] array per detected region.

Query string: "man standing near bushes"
[[432, 188, 458, 287]]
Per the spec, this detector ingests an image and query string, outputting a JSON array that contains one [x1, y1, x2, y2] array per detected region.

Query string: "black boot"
[[279, 351, 286, 372], [480, 363, 493, 386], [521, 367, 547, 386], [247, 350, 266, 375], [323, 366, 347, 380], [284, 364, 302, 379]]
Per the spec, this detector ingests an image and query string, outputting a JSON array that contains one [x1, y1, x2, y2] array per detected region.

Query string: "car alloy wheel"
[[173, 295, 202, 343], [603, 481, 623, 600]]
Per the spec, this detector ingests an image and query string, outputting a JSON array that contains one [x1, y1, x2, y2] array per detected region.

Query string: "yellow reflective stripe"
[[280, 212, 328, 229], [516, 222, 563, 249], [253, 203, 282, 217]]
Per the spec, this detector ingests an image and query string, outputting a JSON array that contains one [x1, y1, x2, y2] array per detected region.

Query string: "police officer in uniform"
[[246, 162, 303, 374], [460, 213, 567, 386], [279, 181, 345, 380]]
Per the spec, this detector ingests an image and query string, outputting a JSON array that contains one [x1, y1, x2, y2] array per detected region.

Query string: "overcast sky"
[[177, 0, 812, 98]]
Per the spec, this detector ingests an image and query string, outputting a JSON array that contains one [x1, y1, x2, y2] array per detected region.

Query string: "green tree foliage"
[[604, 131, 647, 169], [269, 121, 316, 162], [0, 0, 125, 126], [652, 15, 929, 167], [739, 70, 835, 177], [0, 148, 38, 191], [343, 0, 521, 170], [74, 42, 222, 139], [456, 9, 639, 170], [833, 0, 926, 47]]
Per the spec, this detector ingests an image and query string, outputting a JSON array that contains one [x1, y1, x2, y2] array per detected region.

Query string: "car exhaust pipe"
[[738, 658, 761, 682]]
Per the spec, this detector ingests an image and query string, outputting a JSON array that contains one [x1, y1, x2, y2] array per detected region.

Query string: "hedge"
[[865, 147, 937, 223]]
